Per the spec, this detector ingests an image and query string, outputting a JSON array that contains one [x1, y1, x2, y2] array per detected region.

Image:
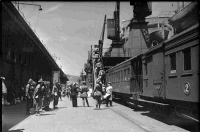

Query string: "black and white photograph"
[[1, 1, 199, 132]]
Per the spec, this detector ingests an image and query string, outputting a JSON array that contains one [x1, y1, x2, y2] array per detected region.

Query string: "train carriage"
[[105, 22, 199, 121], [164, 23, 199, 121]]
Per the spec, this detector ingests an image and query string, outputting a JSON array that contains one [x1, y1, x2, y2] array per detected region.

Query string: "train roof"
[[106, 23, 199, 73], [106, 54, 142, 72]]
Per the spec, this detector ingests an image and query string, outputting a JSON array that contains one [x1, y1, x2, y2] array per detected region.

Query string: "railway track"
[[113, 98, 199, 132]]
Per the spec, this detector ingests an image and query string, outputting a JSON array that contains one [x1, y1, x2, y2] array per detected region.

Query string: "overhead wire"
[[35, 9, 40, 29]]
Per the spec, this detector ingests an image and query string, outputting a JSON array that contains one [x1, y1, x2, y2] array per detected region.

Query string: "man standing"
[[80, 81, 90, 107], [105, 82, 113, 107], [34, 78, 45, 115], [57, 83, 62, 101], [1, 77, 8, 105], [71, 82, 78, 107], [25, 78, 35, 115], [52, 81, 59, 109]]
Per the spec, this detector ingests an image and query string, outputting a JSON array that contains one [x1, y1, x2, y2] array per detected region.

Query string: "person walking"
[[79, 81, 90, 107], [1, 77, 9, 105], [34, 78, 45, 115], [94, 83, 103, 109], [25, 79, 35, 115], [2, 76, 8, 123], [57, 83, 62, 101], [104, 82, 113, 107], [70, 82, 78, 107], [52, 81, 59, 109]]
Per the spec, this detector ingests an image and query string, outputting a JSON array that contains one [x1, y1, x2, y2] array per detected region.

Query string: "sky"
[[12, 1, 182, 76]]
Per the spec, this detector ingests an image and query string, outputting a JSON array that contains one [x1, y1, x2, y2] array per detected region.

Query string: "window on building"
[[183, 48, 191, 71], [169, 53, 176, 74]]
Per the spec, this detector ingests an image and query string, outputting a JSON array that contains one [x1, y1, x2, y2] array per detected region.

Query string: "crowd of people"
[[92, 46, 113, 109], [2, 75, 113, 117], [1, 76, 63, 116]]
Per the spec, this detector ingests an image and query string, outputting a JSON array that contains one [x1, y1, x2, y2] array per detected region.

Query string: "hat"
[[32, 81, 36, 85], [28, 78, 33, 84], [107, 82, 112, 85], [38, 78, 43, 83], [0, 77, 5, 80]]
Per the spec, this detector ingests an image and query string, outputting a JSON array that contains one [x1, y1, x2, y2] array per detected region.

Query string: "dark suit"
[[71, 86, 78, 107]]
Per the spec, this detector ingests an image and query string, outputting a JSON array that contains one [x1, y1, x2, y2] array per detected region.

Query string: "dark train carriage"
[[106, 55, 143, 101], [130, 55, 143, 99], [106, 58, 131, 95], [164, 23, 199, 121], [141, 43, 165, 100]]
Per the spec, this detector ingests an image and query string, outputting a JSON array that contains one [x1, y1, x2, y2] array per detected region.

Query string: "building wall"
[[1, 2, 59, 97]]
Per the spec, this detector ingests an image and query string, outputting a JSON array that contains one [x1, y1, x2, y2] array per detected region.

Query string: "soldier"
[[34, 78, 45, 115], [79, 81, 90, 107], [42, 81, 50, 111], [25, 78, 35, 115], [98, 67, 106, 84], [52, 81, 59, 109], [71, 82, 78, 107], [57, 83, 62, 101], [93, 83, 103, 109]]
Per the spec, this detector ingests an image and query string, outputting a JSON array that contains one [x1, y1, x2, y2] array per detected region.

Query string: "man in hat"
[[52, 81, 59, 109], [105, 82, 113, 107], [79, 81, 90, 107], [70, 82, 78, 107], [34, 78, 45, 115], [98, 67, 106, 84], [25, 78, 35, 114], [57, 83, 62, 101]]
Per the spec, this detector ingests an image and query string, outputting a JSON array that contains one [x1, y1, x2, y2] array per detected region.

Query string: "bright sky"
[[13, 2, 179, 76]]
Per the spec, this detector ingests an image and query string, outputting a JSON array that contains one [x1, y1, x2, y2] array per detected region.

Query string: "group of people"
[[1, 77, 26, 106], [25, 78, 63, 115], [93, 82, 113, 109], [67, 81, 113, 110], [92, 46, 113, 109], [25, 78, 56, 115], [68, 81, 90, 107]]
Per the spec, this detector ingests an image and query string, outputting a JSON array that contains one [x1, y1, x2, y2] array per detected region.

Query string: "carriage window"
[[169, 53, 176, 74], [124, 69, 126, 81], [183, 48, 191, 71], [117, 71, 119, 82], [127, 68, 130, 81], [112, 73, 114, 83], [144, 63, 148, 76], [118, 71, 120, 82], [121, 71, 123, 81], [115, 73, 116, 82]]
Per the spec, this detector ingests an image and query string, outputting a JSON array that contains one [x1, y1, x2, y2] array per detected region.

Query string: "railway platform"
[[4, 96, 189, 132]]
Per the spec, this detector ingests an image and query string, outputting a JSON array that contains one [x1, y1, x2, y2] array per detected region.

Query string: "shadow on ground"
[[141, 111, 199, 132], [113, 100, 199, 132]]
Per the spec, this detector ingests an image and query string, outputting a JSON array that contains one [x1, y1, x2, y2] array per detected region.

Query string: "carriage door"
[[152, 52, 165, 98], [130, 57, 143, 98]]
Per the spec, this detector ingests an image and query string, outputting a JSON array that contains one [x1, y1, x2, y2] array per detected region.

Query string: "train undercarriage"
[[112, 92, 199, 123]]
